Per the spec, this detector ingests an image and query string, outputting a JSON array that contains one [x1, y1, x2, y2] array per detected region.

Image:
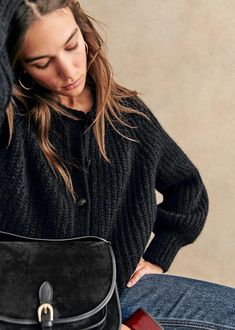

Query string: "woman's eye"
[[36, 61, 51, 70], [66, 43, 78, 51]]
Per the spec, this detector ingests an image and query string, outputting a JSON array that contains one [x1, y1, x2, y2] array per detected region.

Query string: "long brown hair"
[[6, 0, 148, 201]]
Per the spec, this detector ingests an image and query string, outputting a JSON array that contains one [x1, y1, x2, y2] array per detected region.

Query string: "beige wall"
[[80, 0, 235, 287]]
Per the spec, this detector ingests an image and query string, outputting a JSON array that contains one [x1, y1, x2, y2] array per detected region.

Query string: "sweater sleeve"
[[0, 52, 12, 134], [0, 0, 22, 131], [139, 101, 209, 272]]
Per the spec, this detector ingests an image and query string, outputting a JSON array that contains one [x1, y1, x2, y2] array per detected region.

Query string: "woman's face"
[[20, 7, 87, 99]]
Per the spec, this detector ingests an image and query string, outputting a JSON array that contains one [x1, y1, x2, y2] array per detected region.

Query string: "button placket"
[[75, 121, 92, 209]]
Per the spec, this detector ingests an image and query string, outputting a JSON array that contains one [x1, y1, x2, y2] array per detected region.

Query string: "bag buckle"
[[38, 303, 54, 323], [38, 281, 54, 328]]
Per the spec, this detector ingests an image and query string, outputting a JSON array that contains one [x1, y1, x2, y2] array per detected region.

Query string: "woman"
[[0, 1, 234, 329]]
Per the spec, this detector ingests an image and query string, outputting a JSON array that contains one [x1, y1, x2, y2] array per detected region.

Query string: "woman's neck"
[[58, 87, 94, 113]]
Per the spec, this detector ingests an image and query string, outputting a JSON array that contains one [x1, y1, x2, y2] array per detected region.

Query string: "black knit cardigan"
[[0, 0, 209, 295]]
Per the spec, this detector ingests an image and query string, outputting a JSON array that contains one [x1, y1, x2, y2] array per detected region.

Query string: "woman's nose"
[[57, 60, 74, 81]]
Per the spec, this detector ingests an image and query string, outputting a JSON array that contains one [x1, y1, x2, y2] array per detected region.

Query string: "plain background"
[[80, 0, 235, 288]]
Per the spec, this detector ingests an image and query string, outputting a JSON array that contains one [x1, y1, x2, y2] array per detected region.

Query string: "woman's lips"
[[63, 76, 82, 90]]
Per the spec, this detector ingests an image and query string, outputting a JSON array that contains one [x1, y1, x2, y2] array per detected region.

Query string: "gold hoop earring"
[[84, 41, 88, 55], [18, 72, 34, 91]]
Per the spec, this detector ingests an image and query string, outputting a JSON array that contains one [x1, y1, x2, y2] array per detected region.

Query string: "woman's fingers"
[[127, 260, 163, 288], [127, 267, 146, 287]]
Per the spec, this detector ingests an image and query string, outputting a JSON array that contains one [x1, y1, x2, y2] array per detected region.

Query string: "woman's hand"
[[127, 258, 163, 288]]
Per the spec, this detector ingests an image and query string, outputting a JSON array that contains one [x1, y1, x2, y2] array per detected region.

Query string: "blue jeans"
[[120, 274, 235, 329]]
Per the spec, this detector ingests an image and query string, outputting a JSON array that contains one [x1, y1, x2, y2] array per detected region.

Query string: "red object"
[[123, 308, 163, 330]]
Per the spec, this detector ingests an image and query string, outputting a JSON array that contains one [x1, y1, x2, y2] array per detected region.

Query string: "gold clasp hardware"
[[37, 303, 54, 323]]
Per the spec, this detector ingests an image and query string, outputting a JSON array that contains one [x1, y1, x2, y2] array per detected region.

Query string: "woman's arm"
[[132, 97, 209, 272], [143, 109, 209, 271]]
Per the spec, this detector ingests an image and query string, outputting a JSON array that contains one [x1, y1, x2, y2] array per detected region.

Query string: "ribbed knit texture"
[[0, 1, 209, 295]]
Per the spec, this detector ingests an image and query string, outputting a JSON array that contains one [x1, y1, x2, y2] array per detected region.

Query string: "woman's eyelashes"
[[35, 43, 79, 70], [66, 42, 79, 52], [36, 61, 51, 70]]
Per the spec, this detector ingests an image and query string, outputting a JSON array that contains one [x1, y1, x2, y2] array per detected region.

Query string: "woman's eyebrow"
[[24, 27, 78, 63]]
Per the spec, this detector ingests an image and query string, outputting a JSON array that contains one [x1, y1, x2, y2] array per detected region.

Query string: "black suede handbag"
[[0, 231, 121, 330]]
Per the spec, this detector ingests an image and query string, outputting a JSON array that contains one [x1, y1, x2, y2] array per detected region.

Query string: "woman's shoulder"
[[119, 95, 161, 131], [114, 95, 170, 153], [120, 95, 150, 113]]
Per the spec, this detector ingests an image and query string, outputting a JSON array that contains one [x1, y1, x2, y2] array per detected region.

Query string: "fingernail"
[[127, 281, 132, 287]]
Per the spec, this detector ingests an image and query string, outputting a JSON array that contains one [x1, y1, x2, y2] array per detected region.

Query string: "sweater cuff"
[[143, 232, 183, 272]]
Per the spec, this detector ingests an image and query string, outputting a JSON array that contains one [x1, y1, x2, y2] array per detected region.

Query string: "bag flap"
[[0, 232, 116, 324]]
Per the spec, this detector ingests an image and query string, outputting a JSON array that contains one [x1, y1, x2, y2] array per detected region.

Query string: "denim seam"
[[160, 325, 215, 330], [158, 318, 235, 330]]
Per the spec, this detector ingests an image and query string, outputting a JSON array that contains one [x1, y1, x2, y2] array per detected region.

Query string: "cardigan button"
[[84, 157, 91, 168], [77, 198, 87, 207]]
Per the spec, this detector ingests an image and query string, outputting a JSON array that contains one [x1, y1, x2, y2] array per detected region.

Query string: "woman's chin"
[[57, 84, 85, 98]]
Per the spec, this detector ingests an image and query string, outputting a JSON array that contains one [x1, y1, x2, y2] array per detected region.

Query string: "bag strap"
[[38, 282, 54, 329]]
